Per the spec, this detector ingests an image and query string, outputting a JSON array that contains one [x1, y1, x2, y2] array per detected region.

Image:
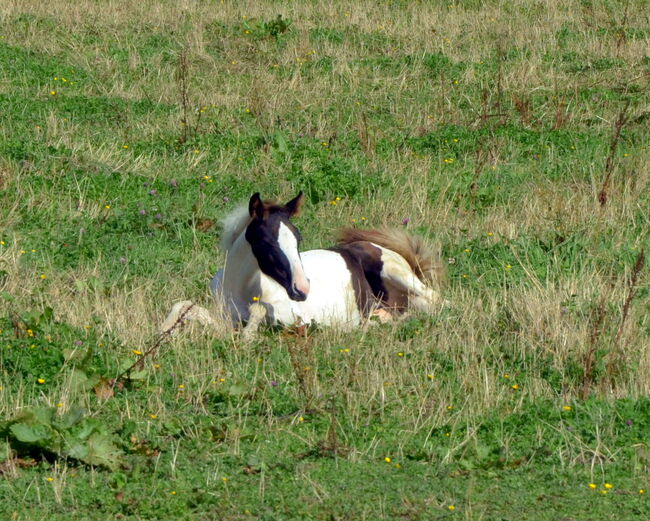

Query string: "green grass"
[[1, 0, 649, 519]]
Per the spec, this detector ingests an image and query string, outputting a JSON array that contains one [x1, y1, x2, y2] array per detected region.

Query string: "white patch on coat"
[[260, 249, 361, 328], [277, 222, 310, 295]]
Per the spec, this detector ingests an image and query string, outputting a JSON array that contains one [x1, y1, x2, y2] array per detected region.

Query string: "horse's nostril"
[[290, 284, 308, 302]]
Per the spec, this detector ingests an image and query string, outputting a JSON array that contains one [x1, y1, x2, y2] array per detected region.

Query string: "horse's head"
[[245, 192, 310, 302]]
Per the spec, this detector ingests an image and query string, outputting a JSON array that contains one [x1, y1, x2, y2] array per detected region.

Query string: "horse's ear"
[[249, 193, 265, 219], [284, 191, 304, 217]]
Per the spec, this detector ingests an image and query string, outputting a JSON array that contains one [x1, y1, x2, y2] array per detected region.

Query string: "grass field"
[[1, 0, 649, 519]]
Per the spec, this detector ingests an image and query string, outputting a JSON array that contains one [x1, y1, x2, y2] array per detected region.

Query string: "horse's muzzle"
[[288, 283, 309, 302]]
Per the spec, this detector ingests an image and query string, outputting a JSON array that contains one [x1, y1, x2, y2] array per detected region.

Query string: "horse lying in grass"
[[162, 192, 445, 338]]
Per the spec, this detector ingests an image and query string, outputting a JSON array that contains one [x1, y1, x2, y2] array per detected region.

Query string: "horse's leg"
[[241, 302, 266, 340], [378, 249, 444, 313], [161, 300, 218, 334]]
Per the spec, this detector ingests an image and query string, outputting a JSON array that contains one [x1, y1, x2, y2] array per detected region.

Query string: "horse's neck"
[[222, 233, 260, 295]]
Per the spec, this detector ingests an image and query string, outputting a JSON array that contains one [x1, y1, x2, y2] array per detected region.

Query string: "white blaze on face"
[[277, 222, 310, 296]]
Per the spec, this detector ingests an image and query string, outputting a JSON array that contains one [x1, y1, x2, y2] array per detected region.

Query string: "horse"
[[162, 192, 445, 338]]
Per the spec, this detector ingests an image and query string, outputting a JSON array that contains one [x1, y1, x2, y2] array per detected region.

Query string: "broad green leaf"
[[12, 407, 55, 427], [65, 439, 88, 461], [163, 418, 183, 436], [83, 433, 122, 470], [73, 418, 103, 441], [118, 358, 136, 373], [56, 407, 86, 430], [228, 383, 247, 396], [10, 422, 52, 443], [69, 368, 100, 391], [129, 369, 148, 380]]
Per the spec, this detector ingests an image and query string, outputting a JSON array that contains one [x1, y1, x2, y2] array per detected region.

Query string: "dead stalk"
[[581, 292, 608, 400], [606, 250, 646, 383], [597, 102, 629, 207], [111, 303, 195, 387], [177, 48, 191, 145]]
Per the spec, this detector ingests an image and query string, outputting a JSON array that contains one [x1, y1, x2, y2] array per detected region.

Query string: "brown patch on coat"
[[328, 241, 388, 315], [337, 227, 445, 288]]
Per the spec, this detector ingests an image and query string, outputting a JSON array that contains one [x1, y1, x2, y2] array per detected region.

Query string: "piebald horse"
[[163, 192, 444, 337]]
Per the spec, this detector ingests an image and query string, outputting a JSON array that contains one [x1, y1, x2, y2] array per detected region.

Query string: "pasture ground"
[[0, 0, 649, 519]]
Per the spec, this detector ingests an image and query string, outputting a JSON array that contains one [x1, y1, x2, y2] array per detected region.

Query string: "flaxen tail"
[[337, 228, 446, 288]]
